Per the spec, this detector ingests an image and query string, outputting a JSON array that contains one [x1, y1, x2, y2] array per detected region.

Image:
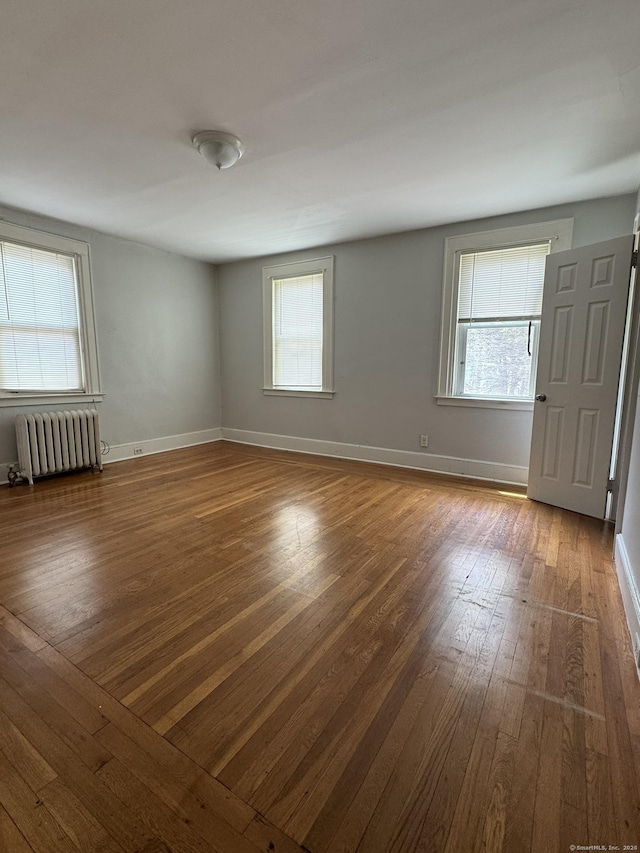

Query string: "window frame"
[[0, 220, 102, 407], [262, 256, 334, 398], [436, 219, 574, 410]]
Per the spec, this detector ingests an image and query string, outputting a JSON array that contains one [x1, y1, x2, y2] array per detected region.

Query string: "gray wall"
[[621, 392, 640, 567], [618, 187, 640, 640], [218, 194, 636, 469], [0, 206, 221, 472]]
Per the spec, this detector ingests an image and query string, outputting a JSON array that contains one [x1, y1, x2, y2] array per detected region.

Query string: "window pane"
[[0, 327, 82, 391], [458, 243, 550, 321], [462, 325, 534, 397], [273, 274, 323, 388], [0, 241, 84, 392]]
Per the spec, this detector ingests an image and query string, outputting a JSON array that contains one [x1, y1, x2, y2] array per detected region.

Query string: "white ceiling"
[[1, 0, 639, 263]]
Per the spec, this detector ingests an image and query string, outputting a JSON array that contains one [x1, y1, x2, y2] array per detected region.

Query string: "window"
[[437, 219, 573, 408], [0, 221, 101, 405], [263, 256, 334, 397]]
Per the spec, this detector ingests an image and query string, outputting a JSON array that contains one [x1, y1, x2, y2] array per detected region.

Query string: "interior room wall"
[[0, 205, 221, 478], [616, 186, 640, 661], [218, 194, 636, 483]]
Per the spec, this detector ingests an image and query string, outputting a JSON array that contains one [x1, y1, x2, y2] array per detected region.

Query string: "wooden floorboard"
[[0, 440, 639, 852]]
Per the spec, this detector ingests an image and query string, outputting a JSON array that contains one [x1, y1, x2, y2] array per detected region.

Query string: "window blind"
[[457, 242, 550, 322], [0, 240, 84, 392], [272, 273, 323, 388]]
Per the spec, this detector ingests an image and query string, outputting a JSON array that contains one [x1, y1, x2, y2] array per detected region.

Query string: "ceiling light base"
[[192, 131, 244, 170]]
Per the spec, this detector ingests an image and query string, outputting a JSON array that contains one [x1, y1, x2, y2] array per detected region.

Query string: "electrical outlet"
[[133, 447, 143, 455], [420, 434, 429, 448]]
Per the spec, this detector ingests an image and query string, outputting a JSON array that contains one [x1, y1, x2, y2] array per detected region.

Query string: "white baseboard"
[[104, 427, 223, 464], [615, 534, 640, 679], [0, 427, 223, 484], [2, 425, 525, 486], [220, 428, 528, 486]]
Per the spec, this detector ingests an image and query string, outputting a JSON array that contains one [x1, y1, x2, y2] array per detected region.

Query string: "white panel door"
[[528, 235, 634, 518]]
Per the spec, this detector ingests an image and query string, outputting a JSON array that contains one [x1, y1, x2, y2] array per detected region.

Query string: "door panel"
[[549, 306, 572, 382], [541, 407, 564, 479], [582, 302, 608, 384], [528, 235, 633, 518], [572, 408, 598, 487]]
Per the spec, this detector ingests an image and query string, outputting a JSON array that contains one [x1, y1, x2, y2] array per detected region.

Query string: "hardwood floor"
[[0, 440, 639, 852]]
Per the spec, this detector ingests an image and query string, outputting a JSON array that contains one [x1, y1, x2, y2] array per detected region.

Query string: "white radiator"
[[15, 409, 103, 485]]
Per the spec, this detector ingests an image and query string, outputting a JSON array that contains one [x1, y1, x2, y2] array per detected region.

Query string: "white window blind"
[[458, 242, 551, 322], [272, 273, 323, 388], [0, 240, 84, 392]]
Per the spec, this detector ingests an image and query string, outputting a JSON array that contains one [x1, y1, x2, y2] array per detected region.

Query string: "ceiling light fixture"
[[192, 130, 244, 170]]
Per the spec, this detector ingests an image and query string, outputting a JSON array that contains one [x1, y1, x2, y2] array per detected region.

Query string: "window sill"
[[435, 395, 533, 411], [0, 392, 104, 409], [263, 388, 335, 399]]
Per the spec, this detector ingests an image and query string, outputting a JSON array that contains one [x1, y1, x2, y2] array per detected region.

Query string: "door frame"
[[614, 223, 640, 532]]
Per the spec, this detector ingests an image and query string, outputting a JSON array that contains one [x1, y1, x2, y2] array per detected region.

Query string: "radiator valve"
[[7, 465, 27, 488]]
